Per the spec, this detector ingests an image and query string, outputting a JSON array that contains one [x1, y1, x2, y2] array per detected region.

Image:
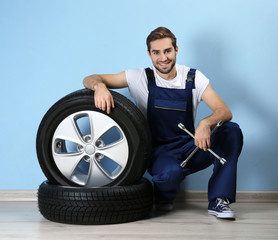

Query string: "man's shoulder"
[[176, 64, 191, 72], [125, 67, 149, 87], [126, 67, 146, 74], [126, 67, 150, 79], [176, 64, 206, 77]]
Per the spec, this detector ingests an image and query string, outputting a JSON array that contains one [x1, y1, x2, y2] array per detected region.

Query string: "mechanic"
[[83, 27, 243, 220]]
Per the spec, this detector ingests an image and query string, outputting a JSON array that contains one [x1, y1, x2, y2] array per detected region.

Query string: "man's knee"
[[221, 121, 243, 145], [224, 121, 242, 133], [152, 165, 184, 191], [213, 121, 243, 159]]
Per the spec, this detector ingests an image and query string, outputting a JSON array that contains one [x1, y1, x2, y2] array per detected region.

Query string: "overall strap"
[[186, 68, 196, 89], [186, 68, 196, 129], [145, 67, 156, 88]]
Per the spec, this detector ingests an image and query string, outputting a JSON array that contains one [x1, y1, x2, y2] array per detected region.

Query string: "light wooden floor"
[[0, 201, 278, 240]]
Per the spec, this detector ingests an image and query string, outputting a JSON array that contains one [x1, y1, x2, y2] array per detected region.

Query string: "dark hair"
[[146, 27, 177, 52]]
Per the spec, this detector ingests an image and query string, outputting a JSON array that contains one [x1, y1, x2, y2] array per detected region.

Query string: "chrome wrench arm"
[[180, 146, 200, 167], [207, 148, 227, 165]]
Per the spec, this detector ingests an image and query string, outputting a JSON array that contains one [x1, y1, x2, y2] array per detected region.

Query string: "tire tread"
[[38, 179, 153, 225]]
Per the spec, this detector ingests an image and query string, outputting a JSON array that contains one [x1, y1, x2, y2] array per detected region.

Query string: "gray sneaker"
[[155, 201, 173, 211], [208, 198, 235, 220]]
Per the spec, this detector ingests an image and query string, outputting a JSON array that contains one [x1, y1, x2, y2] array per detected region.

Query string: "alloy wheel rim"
[[52, 110, 129, 187]]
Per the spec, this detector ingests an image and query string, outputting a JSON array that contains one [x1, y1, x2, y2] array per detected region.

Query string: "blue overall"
[[146, 68, 243, 204]]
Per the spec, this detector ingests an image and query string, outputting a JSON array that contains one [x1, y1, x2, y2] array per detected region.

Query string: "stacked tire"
[[36, 89, 153, 224]]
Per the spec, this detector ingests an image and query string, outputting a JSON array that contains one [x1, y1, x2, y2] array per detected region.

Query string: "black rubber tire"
[[38, 178, 153, 225], [36, 89, 151, 187]]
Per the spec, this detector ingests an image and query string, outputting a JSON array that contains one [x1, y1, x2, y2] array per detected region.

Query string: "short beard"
[[154, 60, 176, 75]]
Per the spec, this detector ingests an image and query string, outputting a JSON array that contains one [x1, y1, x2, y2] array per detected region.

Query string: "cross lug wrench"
[[178, 121, 227, 167], [180, 120, 223, 167]]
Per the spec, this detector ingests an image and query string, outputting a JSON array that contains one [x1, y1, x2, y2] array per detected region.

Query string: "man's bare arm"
[[83, 72, 128, 114], [194, 83, 232, 151]]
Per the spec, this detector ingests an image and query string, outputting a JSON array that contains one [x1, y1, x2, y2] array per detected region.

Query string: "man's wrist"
[[93, 82, 107, 91]]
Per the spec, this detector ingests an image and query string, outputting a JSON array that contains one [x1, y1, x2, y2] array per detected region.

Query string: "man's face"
[[148, 38, 178, 75]]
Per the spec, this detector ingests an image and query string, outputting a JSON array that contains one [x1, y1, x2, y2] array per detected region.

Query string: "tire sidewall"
[[36, 89, 150, 187]]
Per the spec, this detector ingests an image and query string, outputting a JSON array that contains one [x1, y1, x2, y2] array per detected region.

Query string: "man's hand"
[[194, 121, 211, 151], [94, 83, 115, 114], [83, 72, 128, 114]]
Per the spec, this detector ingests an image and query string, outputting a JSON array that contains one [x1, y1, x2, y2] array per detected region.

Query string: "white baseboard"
[[1, 190, 278, 203], [0, 190, 37, 201], [176, 191, 278, 203]]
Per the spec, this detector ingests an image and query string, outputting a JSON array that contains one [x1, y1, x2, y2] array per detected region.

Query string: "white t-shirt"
[[125, 64, 209, 122]]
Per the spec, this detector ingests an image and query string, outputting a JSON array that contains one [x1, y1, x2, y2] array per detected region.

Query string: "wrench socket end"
[[178, 123, 185, 130], [180, 162, 186, 168], [220, 158, 227, 165]]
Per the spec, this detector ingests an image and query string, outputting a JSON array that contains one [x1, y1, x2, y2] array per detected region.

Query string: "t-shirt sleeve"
[[125, 68, 147, 101], [195, 70, 209, 102], [125, 69, 140, 98]]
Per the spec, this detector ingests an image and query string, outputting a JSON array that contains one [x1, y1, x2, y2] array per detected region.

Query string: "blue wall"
[[1, 0, 278, 190]]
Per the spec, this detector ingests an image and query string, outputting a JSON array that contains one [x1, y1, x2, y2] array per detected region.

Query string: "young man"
[[83, 27, 243, 220]]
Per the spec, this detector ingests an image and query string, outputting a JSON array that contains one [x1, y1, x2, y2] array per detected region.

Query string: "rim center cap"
[[85, 144, 95, 155]]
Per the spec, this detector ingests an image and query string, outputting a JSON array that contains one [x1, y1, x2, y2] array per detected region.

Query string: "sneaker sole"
[[208, 210, 235, 219], [155, 204, 173, 211]]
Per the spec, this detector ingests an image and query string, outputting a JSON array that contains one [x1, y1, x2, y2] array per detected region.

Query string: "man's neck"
[[155, 65, 177, 80]]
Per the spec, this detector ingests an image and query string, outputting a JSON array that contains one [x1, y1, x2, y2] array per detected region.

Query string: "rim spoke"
[[53, 114, 84, 145], [88, 112, 117, 140], [53, 153, 84, 179], [99, 139, 129, 168], [86, 161, 112, 187]]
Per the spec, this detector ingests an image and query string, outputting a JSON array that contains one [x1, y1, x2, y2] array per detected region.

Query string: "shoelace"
[[215, 198, 231, 211]]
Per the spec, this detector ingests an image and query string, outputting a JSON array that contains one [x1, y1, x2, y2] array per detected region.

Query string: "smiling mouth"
[[158, 61, 171, 67]]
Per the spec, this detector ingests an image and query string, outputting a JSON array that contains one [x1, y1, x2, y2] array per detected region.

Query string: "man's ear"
[[176, 45, 178, 54], [147, 50, 151, 57]]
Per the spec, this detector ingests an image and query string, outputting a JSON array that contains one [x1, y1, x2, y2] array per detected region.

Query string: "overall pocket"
[[154, 99, 187, 112]]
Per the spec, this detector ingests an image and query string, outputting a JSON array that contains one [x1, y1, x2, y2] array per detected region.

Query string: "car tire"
[[36, 89, 151, 187], [38, 178, 153, 225]]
